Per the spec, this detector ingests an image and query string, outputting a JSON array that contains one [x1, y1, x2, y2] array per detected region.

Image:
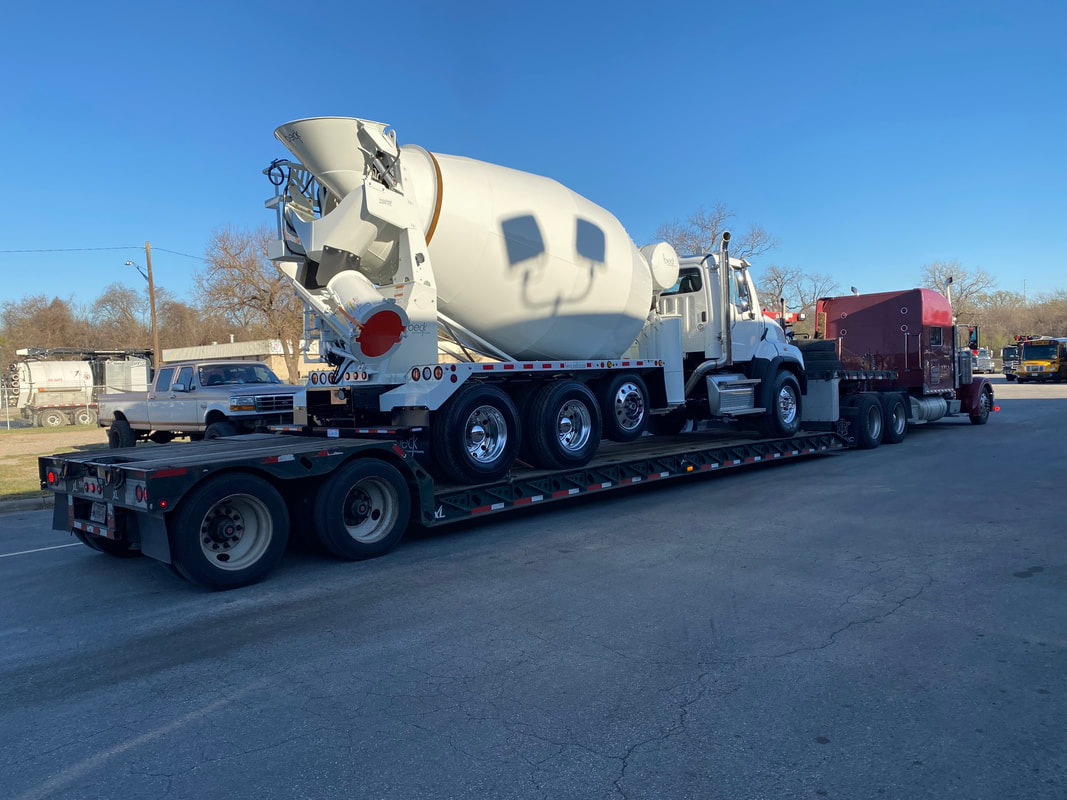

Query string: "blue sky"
[[2, 0, 1064, 312]]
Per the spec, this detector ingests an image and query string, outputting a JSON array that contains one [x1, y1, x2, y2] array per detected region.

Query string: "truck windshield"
[[1001, 347, 1018, 360], [199, 365, 282, 385]]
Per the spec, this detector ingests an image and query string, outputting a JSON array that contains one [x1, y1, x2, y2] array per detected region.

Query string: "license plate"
[[90, 502, 107, 524]]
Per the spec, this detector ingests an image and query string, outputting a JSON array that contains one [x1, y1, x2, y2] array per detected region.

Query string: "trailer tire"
[[757, 371, 802, 439], [1004, 374, 1016, 382], [168, 474, 289, 590], [204, 420, 238, 440], [970, 385, 993, 425], [523, 381, 602, 469], [73, 529, 141, 558], [596, 373, 649, 442], [853, 393, 883, 449], [313, 459, 411, 560], [73, 408, 98, 426], [432, 383, 520, 484], [879, 393, 908, 444], [107, 419, 136, 449], [38, 409, 69, 428]]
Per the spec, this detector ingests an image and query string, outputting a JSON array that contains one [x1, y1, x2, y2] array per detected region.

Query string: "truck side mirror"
[[171, 382, 189, 393]]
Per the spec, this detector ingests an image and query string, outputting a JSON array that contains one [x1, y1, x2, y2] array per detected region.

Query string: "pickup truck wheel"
[[73, 408, 98, 426], [204, 421, 238, 440], [880, 393, 908, 444], [73, 530, 141, 558], [757, 371, 802, 438], [432, 384, 520, 484], [38, 409, 69, 428], [596, 373, 649, 442], [853, 393, 884, 449], [107, 419, 136, 449], [523, 381, 601, 469], [168, 474, 289, 590], [314, 460, 411, 560], [970, 385, 993, 425]]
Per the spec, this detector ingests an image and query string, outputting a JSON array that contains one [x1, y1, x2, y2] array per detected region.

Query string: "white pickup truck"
[[98, 360, 299, 448]]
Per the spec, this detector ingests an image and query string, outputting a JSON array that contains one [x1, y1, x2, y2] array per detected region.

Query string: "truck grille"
[[255, 395, 295, 412]]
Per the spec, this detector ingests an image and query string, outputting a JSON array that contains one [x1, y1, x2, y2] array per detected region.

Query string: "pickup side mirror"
[[171, 382, 189, 393]]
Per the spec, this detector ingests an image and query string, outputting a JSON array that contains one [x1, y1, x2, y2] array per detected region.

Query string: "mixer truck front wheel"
[[432, 384, 520, 484], [313, 460, 411, 560], [597, 374, 649, 442], [523, 381, 602, 470], [756, 372, 802, 439]]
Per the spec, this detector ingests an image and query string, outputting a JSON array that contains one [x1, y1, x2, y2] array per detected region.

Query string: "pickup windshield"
[[197, 364, 282, 386]]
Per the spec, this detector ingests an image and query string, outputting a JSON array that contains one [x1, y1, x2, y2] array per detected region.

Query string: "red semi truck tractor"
[[796, 288, 995, 448]]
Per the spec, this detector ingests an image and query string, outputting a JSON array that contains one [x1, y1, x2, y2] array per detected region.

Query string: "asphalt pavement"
[[1, 377, 1063, 799]]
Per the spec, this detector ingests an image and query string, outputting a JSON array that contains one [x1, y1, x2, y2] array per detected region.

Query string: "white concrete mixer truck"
[[40, 117, 847, 590], [264, 117, 807, 484]]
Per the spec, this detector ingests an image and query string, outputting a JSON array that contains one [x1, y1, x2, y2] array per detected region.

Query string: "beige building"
[[161, 340, 315, 382]]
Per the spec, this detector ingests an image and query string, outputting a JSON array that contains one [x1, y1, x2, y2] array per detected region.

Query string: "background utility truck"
[[4, 348, 150, 427], [39, 116, 993, 590]]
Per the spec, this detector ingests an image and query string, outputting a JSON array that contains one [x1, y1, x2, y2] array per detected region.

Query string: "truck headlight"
[[230, 396, 256, 411]]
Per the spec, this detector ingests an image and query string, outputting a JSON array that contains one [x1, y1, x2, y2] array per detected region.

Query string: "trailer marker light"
[[411, 368, 421, 381], [158, 499, 169, 509], [47, 471, 56, 483], [994, 405, 1001, 412]]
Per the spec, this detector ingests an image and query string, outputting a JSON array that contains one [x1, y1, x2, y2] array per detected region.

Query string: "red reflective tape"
[[262, 456, 280, 464], [745, 457, 760, 463], [699, 464, 713, 471], [392, 445, 406, 457], [154, 468, 187, 478], [472, 502, 505, 514], [552, 488, 580, 498]]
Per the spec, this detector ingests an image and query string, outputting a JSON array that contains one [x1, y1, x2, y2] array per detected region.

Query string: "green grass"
[[0, 426, 110, 502]]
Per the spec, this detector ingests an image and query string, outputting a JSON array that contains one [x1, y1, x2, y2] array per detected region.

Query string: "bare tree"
[[90, 282, 150, 349], [654, 202, 779, 259], [195, 225, 303, 382], [920, 260, 996, 321], [756, 265, 804, 311], [0, 294, 91, 353]]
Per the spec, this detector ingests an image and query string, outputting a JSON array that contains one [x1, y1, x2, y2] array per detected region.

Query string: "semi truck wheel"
[[596, 373, 649, 442], [38, 409, 69, 428], [969, 386, 993, 425], [73, 529, 141, 558], [523, 381, 602, 470], [432, 384, 520, 484], [313, 459, 411, 560], [757, 371, 802, 439], [168, 474, 289, 590], [73, 408, 98, 426], [879, 393, 908, 444], [853, 394, 884, 449], [107, 419, 136, 449]]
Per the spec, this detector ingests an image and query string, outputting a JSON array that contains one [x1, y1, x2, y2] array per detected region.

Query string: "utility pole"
[[145, 242, 161, 368]]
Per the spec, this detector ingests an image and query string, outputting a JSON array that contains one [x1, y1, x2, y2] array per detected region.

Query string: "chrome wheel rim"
[[556, 400, 593, 453], [464, 404, 509, 464], [198, 493, 272, 571], [864, 405, 883, 440], [777, 385, 798, 426], [611, 382, 645, 432]]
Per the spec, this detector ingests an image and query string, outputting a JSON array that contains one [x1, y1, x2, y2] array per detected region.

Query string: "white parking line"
[[0, 543, 81, 559]]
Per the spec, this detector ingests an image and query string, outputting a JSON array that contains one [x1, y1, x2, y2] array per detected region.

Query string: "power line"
[[0, 246, 207, 261]]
